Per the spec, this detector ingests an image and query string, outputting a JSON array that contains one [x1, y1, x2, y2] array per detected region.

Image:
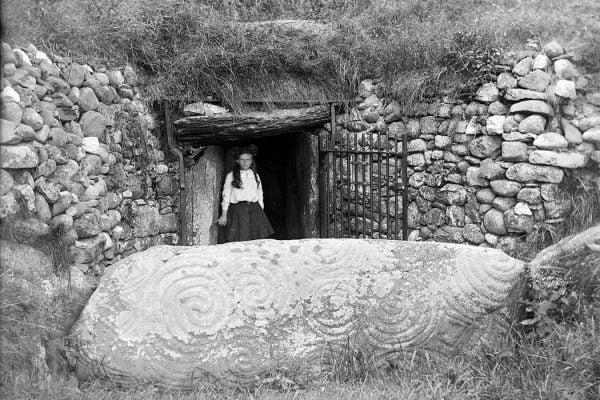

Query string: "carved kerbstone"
[[70, 239, 523, 388]]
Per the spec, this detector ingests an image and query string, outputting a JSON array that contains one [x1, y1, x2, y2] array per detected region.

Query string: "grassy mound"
[[2, 0, 600, 110]]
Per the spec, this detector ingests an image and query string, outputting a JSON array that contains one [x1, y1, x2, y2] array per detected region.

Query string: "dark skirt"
[[225, 201, 274, 242]]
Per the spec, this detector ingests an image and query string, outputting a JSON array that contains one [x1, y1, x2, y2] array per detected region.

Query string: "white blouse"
[[221, 170, 264, 212]]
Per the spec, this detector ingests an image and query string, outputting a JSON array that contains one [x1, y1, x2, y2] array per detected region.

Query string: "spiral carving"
[[162, 273, 230, 338], [442, 249, 523, 330], [70, 239, 524, 389], [228, 255, 292, 323], [306, 280, 359, 339], [200, 325, 272, 387], [364, 286, 440, 351]]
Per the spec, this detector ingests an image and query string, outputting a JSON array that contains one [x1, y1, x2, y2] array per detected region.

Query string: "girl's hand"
[[217, 215, 227, 226]]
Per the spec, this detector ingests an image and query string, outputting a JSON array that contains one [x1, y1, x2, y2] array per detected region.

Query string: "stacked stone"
[[326, 41, 600, 251], [0, 42, 180, 274]]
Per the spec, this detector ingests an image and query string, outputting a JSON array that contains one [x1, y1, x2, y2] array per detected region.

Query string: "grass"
[[0, 264, 72, 397], [3, 314, 599, 399], [0, 211, 75, 396], [2, 0, 600, 110], [0, 209, 73, 275]]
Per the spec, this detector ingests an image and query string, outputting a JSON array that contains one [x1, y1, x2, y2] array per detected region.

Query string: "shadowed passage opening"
[[219, 132, 315, 242]]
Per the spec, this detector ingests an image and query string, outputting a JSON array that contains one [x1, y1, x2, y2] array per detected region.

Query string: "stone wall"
[[3, 38, 598, 272], [325, 40, 600, 252], [0, 42, 180, 276]]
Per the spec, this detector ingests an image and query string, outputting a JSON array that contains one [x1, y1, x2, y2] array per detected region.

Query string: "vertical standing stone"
[[183, 145, 224, 245]]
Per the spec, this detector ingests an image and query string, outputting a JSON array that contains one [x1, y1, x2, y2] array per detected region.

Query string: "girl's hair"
[[231, 145, 260, 189]]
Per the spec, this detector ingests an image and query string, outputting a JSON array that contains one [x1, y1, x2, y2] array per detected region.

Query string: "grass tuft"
[[0, 209, 76, 396], [0, 265, 72, 397], [2, 0, 599, 110], [0, 208, 72, 276]]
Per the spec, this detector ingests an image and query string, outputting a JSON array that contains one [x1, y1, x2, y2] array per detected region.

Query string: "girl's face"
[[237, 153, 253, 170]]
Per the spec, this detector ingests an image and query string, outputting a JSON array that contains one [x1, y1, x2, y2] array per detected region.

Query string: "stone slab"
[[70, 239, 524, 388], [529, 150, 589, 169], [505, 163, 564, 183], [509, 100, 554, 117]]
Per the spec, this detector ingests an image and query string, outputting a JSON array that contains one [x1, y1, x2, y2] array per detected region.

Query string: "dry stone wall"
[[2, 38, 598, 273], [0, 42, 180, 276], [327, 40, 600, 252]]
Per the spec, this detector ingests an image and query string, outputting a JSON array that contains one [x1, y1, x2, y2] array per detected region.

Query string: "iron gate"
[[319, 105, 408, 240]]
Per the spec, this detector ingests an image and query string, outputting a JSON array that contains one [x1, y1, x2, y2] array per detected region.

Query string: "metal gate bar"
[[319, 107, 408, 240], [330, 103, 337, 240], [368, 131, 373, 236], [402, 128, 408, 240], [394, 136, 399, 239]]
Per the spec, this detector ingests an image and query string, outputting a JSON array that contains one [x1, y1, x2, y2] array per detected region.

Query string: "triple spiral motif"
[[74, 239, 524, 388]]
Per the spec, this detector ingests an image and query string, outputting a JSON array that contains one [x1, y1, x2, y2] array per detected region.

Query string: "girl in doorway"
[[217, 145, 275, 242]]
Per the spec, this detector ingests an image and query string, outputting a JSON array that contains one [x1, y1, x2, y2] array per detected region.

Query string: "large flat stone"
[[504, 88, 547, 101], [70, 239, 524, 388], [509, 100, 554, 117], [529, 150, 589, 169], [505, 163, 564, 183]]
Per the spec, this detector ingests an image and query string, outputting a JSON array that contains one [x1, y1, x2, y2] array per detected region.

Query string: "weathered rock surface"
[[504, 88, 547, 101], [518, 70, 551, 92], [469, 136, 502, 158], [561, 119, 582, 144], [533, 132, 568, 150], [502, 141, 528, 162], [70, 239, 523, 388], [553, 59, 574, 80], [0, 144, 39, 168], [528, 225, 600, 305], [518, 115, 546, 134], [505, 163, 564, 183], [543, 41, 564, 58], [509, 100, 553, 117], [529, 150, 589, 169]]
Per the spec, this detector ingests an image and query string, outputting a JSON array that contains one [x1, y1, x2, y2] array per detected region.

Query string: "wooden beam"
[[174, 106, 330, 144]]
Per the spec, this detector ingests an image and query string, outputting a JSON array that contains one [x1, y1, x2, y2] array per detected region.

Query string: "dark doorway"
[[218, 132, 318, 242]]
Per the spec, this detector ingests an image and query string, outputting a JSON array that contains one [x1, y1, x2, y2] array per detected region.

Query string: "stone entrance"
[[174, 104, 328, 245], [181, 131, 319, 245], [218, 132, 319, 242]]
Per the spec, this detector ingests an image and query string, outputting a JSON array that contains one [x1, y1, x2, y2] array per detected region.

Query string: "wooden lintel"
[[174, 106, 330, 144]]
